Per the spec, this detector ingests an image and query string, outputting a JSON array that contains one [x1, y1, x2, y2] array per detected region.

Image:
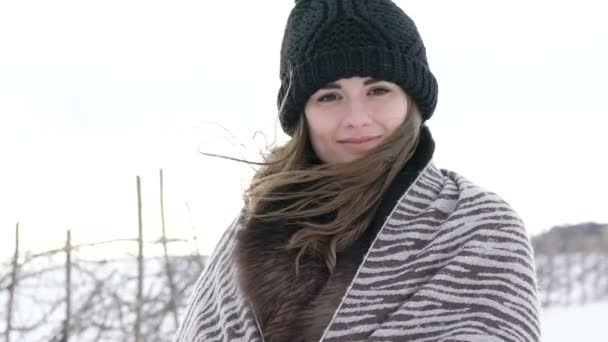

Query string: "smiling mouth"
[[338, 136, 382, 144]]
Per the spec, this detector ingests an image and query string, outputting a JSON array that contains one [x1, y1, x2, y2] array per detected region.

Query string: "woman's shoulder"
[[422, 164, 528, 235], [413, 165, 536, 271], [437, 165, 520, 211]]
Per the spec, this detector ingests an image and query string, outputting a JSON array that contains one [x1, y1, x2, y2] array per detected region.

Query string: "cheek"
[[378, 102, 408, 131], [305, 112, 341, 162], [308, 122, 334, 151], [305, 109, 340, 140]]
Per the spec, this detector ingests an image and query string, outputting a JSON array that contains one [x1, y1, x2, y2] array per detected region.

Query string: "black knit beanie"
[[277, 0, 438, 136]]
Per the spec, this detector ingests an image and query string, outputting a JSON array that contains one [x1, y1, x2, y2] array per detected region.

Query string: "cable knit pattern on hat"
[[278, 0, 439, 135]]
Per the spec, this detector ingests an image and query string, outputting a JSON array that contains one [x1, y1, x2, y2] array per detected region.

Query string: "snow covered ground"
[[541, 301, 608, 341]]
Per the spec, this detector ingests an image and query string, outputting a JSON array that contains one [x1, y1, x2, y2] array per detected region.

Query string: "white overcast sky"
[[1, 0, 607, 259]]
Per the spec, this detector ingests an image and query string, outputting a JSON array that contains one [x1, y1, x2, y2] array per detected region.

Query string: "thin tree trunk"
[[135, 176, 144, 342], [564, 245, 572, 305], [544, 251, 555, 307], [159, 169, 179, 329], [5, 222, 20, 342]]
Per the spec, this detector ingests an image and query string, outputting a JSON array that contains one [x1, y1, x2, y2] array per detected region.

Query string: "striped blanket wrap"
[[174, 162, 540, 342]]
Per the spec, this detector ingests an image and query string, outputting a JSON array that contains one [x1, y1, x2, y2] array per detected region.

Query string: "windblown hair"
[[244, 99, 423, 272]]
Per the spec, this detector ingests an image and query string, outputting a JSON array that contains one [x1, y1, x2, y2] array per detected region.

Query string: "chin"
[[319, 148, 365, 165], [335, 153, 365, 165]]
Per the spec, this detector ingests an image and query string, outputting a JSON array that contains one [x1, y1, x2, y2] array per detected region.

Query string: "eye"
[[317, 93, 341, 103], [368, 87, 390, 96]]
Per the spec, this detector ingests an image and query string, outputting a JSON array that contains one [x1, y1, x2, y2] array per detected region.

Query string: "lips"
[[338, 136, 381, 144]]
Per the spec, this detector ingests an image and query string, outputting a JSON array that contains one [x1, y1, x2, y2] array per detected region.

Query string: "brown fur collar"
[[234, 214, 331, 341], [234, 210, 368, 342]]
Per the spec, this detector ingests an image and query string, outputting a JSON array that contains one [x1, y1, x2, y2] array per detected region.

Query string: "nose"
[[343, 97, 372, 128]]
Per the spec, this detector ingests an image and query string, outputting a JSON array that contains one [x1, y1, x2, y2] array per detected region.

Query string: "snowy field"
[[541, 301, 608, 341]]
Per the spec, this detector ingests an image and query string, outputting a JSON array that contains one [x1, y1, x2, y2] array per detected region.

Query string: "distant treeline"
[[532, 222, 608, 307]]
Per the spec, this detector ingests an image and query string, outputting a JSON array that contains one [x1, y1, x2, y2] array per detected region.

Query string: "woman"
[[175, 0, 540, 341]]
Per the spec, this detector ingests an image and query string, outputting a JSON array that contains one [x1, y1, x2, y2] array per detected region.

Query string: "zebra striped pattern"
[[174, 162, 540, 342]]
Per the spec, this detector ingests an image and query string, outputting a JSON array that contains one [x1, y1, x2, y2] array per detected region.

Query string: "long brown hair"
[[244, 98, 423, 272]]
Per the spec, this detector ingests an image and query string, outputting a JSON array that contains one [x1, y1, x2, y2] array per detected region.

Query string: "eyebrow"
[[320, 78, 382, 89]]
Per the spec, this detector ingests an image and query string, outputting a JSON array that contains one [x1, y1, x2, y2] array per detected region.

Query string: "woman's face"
[[304, 76, 409, 164]]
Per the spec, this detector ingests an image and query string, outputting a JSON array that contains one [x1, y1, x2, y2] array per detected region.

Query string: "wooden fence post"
[[159, 169, 179, 328], [185, 201, 204, 269], [135, 176, 144, 342], [5, 222, 20, 342], [64, 229, 72, 341]]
